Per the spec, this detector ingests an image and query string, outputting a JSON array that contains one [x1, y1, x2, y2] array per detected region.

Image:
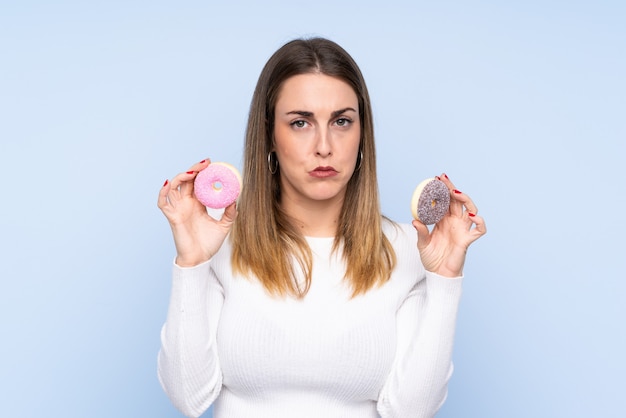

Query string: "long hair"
[[231, 37, 396, 298]]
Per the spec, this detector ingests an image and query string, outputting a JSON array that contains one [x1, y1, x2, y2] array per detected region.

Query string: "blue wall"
[[1, 1, 624, 416]]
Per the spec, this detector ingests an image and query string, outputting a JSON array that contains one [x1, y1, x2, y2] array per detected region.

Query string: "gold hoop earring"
[[355, 151, 363, 171], [268, 151, 278, 174]]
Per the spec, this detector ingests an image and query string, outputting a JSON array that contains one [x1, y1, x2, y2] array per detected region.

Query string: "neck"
[[280, 194, 344, 238]]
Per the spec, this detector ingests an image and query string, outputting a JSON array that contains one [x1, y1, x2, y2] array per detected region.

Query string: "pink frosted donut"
[[410, 177, 450, 225], [194, 162, 242, 209]]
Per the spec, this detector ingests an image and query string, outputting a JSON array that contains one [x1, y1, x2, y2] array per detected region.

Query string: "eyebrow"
[[285, 107, 357, 118]]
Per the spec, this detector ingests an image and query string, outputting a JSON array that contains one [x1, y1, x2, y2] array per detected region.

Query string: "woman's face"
[[273, 73, 361, 208]]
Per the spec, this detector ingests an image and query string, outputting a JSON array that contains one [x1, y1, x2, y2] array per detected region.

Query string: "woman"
[[157, 37, 486, 418]]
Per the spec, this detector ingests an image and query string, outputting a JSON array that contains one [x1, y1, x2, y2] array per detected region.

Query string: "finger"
[[438, 173, 456, 191], [469, 213, 487, 239], [191, 158, 211, 172], [451, 189, 479, 217], [463, 197, 478, 217], [220, 201, 238, 226], [169, 167, 202, 197], [438, 173, 464, 217], [157, 179, 171, 210], [463, 213, 487, 248], [179, 159, 211, 196], [412, 219, 431, 250], [178, 170, 199, 196], [440, 173, 480, 218]]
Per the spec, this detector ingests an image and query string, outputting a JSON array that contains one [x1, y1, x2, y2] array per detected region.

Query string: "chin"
[[307, 187, 346, 202]]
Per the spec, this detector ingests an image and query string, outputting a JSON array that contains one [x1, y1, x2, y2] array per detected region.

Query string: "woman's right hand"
[[157, 158, 238, 267]]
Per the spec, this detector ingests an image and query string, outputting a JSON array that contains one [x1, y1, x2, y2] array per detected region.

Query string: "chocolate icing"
[[416, 179, 450, 225]]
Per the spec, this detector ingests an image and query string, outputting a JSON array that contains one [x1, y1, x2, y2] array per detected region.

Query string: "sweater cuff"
[[172, 257, 211, 270], [424, 271, 464, 301]]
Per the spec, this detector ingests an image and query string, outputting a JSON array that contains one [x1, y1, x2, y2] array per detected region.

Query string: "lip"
[[309, 166, 338, 178]]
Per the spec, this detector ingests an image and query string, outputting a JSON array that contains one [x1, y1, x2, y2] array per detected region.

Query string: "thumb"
[[220, 201, 238, 226], [412, 219, 431, 250]]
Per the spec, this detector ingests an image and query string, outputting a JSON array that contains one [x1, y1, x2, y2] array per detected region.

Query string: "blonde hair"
[[231, 37, 396, 298]]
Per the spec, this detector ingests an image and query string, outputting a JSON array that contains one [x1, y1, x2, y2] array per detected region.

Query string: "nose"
[[315, 127, 332, 157]]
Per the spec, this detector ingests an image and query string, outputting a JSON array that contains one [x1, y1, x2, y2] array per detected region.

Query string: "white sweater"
[[158, 222, 463, 418]]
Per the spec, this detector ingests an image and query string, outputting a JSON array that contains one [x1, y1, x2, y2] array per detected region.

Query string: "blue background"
[[1, 1, 624, 416]]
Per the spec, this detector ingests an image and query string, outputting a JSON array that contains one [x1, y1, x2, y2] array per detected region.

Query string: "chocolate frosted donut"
[[410, 178, 451, 225]]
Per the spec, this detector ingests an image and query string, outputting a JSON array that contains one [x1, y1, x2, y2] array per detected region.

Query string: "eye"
[[335, 117, 352, 127], [290, 120, 307, 129]]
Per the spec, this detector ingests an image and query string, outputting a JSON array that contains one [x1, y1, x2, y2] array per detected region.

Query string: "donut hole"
[[212, 181, 223, 192], [431, 200, 436, 208]]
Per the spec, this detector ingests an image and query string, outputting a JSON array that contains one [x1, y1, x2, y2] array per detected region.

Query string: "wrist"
[[433, 266, 463, 278], [175, 254, 210, 267]]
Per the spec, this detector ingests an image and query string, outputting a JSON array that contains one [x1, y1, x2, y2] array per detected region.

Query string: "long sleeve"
[[377, 271, 463, 418], [157, 260, 224, 418], [157, 222, 466, 418]]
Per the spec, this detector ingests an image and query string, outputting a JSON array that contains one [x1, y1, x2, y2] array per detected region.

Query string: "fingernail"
[[468, 212, 476, 217], [199, 159, 207, 164], [454, 189, 462, 194], [163, 179, 169, 187], [435, 176, 441, 180], [186, 171, 194, 174], [443, 173, 449, 179]]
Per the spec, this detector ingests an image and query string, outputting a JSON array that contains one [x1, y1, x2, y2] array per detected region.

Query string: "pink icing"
[[194, 163, 241, 209]]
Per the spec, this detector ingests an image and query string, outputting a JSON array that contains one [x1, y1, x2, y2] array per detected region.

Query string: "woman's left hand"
[[413, 173, 487, 277]]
